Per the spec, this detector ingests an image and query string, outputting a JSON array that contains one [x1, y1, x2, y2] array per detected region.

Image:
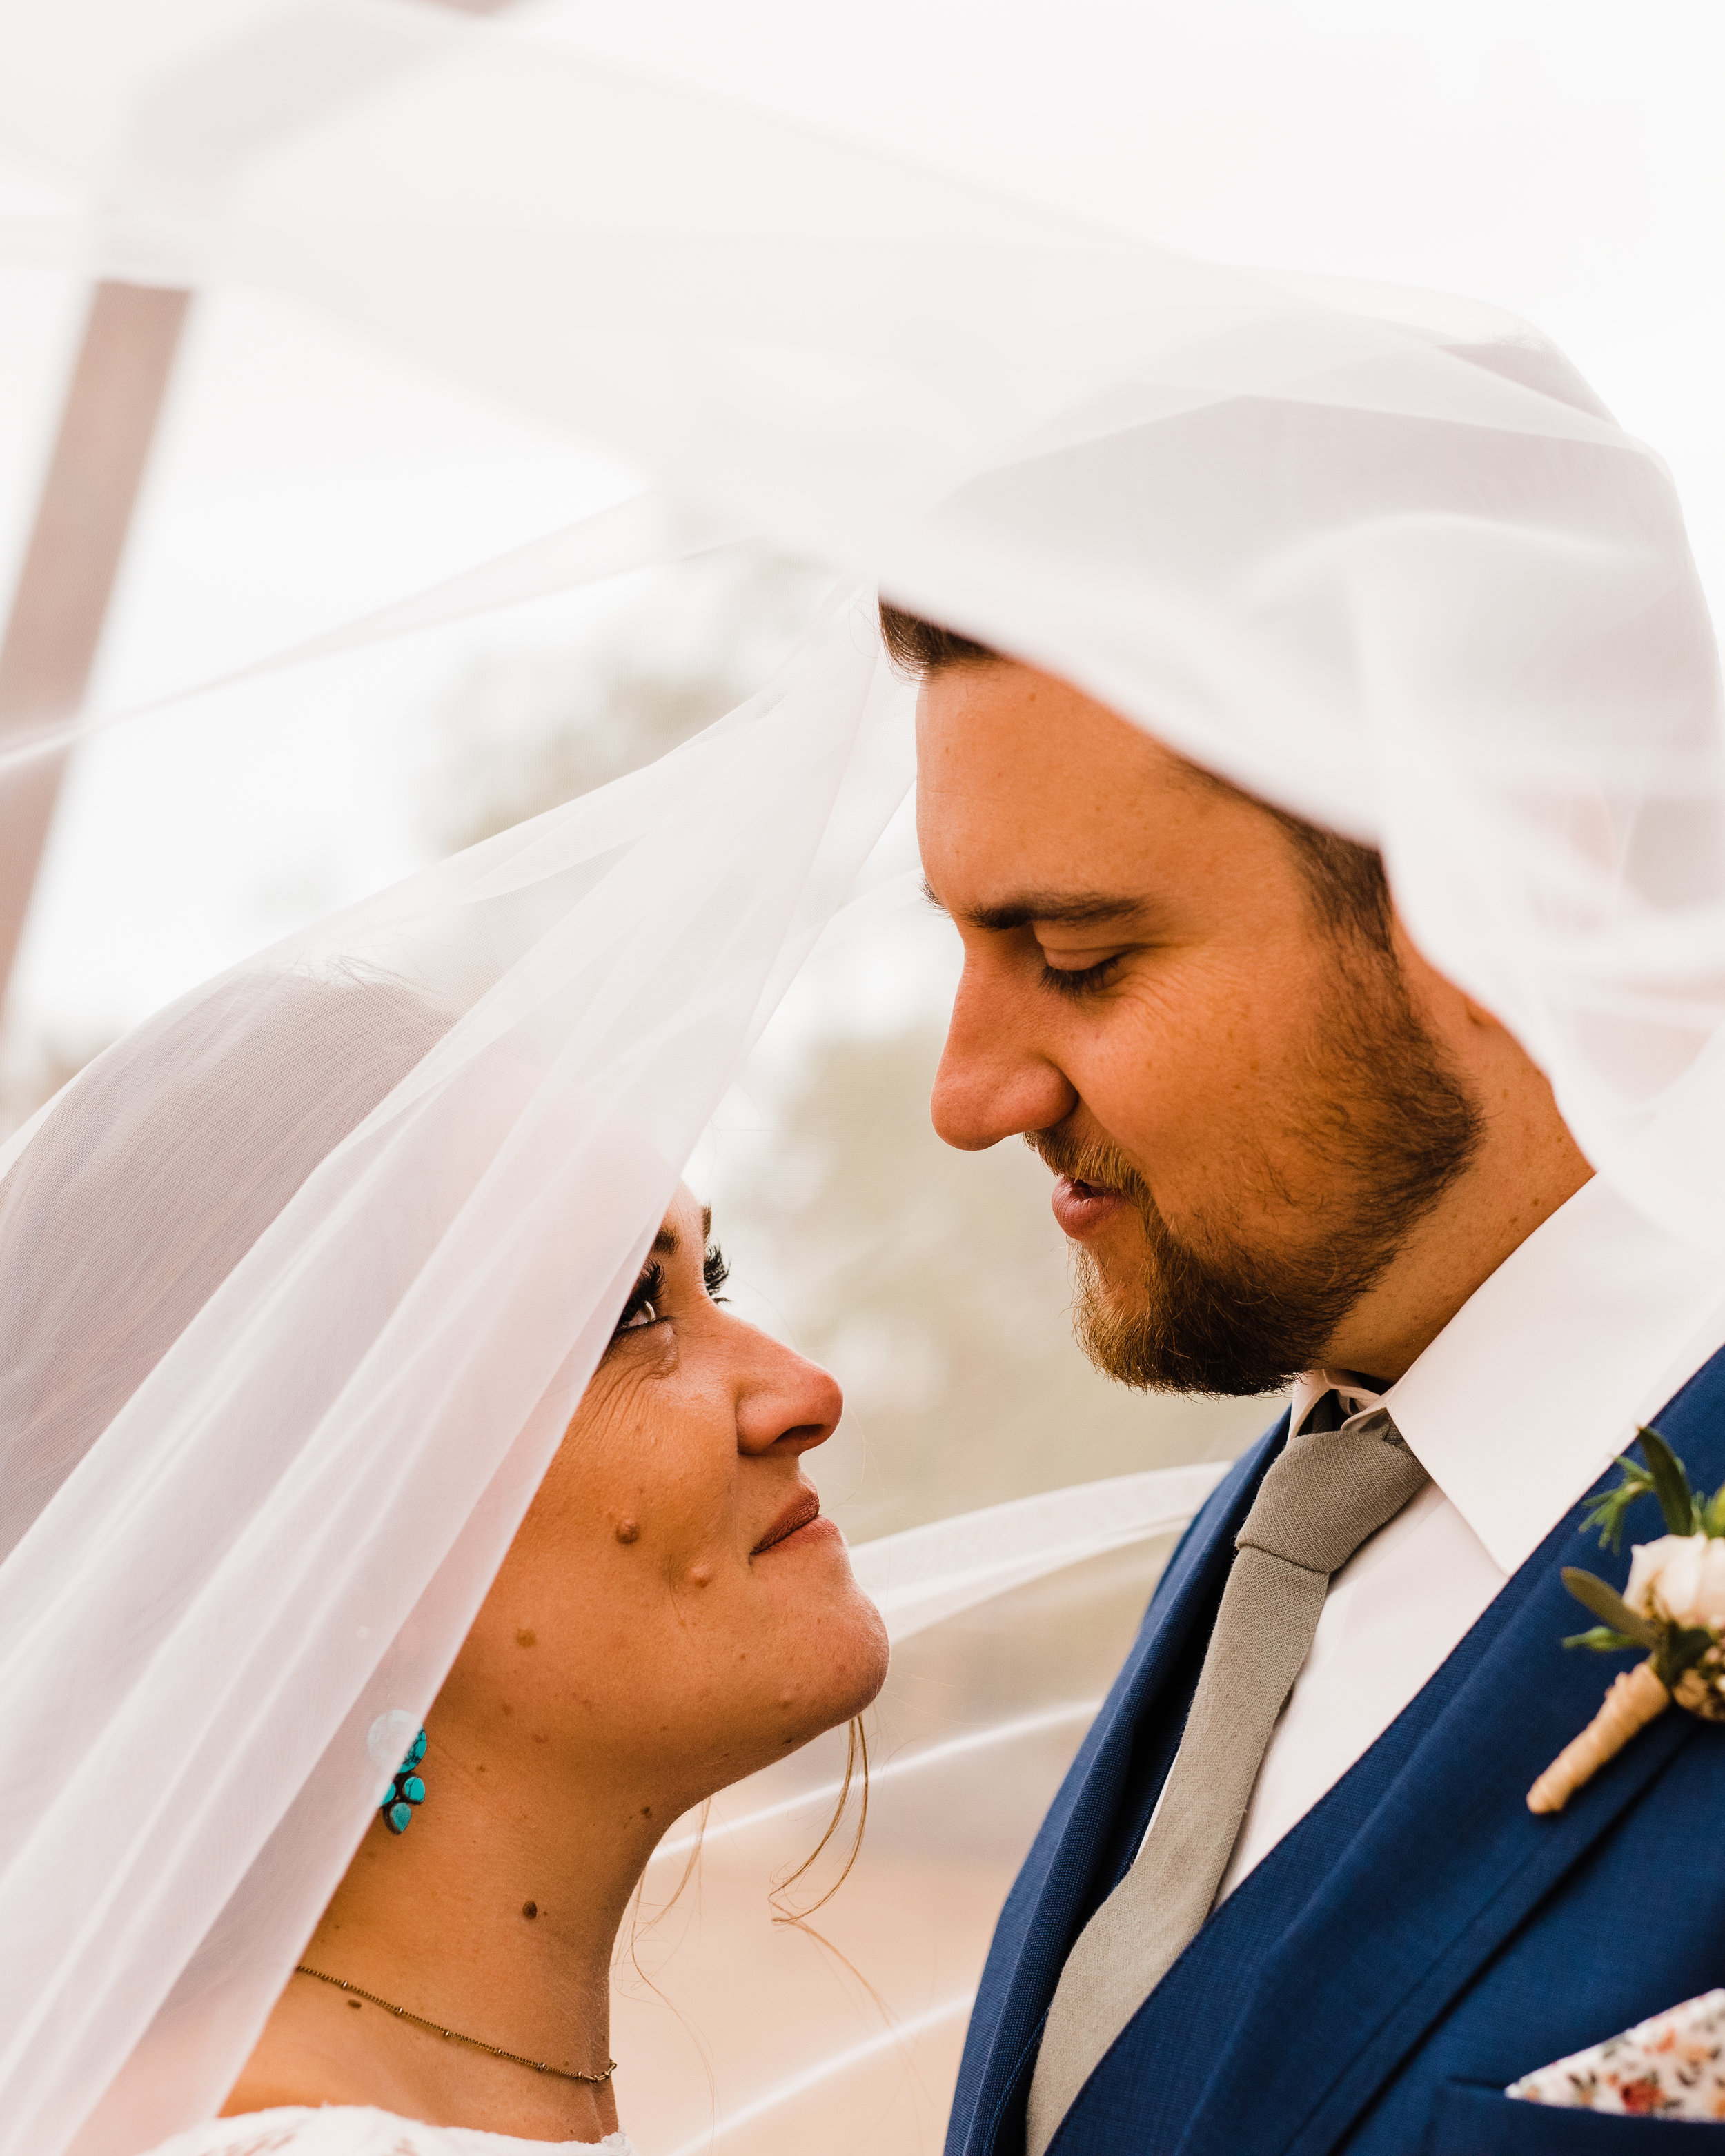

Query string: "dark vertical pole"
[[0, 0, 514, 1015], [0, 281, 190, 1005]]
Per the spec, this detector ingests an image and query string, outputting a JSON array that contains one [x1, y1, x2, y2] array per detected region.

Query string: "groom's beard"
[[1029, 954, 1486, 1397]]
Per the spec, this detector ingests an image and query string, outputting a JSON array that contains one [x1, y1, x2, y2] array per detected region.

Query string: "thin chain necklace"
[[295, 1964, 617, 2086]]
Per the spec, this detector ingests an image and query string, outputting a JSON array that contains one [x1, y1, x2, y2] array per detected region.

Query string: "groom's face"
[[916, 660, 1483, 1396]]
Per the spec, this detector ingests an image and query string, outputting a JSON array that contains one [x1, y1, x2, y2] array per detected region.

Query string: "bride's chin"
[[782, 1594, 888, 1729], [831, 1590, 891, 1713], [740, 1543, 889, 1730]]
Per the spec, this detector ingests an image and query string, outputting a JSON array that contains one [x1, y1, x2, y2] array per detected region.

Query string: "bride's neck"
[[224, 1712, 695, 2142]]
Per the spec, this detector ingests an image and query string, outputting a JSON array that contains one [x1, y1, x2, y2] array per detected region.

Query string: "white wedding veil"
[[1, 8, 1724, 2156], [0, 606, 918, 2156]]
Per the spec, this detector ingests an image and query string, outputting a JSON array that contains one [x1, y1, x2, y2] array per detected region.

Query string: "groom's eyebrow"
[[939, 887, 1156, 934]]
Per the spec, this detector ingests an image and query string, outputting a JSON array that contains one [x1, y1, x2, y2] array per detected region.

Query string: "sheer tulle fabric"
[[0, 617, 914, 2156], [0, 8, 1722, 2156]]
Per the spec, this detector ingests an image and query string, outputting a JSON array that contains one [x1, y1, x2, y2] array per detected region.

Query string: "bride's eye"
[[611, 1260, 666, 1341]]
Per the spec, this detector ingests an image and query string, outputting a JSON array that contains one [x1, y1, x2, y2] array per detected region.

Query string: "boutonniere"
[[1528, 1427, 1725, 1815]]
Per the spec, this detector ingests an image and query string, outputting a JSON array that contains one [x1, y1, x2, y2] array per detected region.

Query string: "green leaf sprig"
[[1563, 1427, 1724, 1692], [1579, 1425, 1725, 1550]]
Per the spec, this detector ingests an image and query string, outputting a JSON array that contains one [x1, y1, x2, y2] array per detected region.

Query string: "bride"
[[0, 965, 888, 2156], [207, 1183, 885, 2150], [212, 1183, 889, 2152]]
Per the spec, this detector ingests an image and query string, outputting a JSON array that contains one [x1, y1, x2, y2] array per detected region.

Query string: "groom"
[[891, 603, 1725, 2154]]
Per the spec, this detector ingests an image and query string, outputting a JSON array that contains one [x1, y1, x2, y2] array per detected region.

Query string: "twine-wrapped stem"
[[1526, 1659, 1670, 1814]]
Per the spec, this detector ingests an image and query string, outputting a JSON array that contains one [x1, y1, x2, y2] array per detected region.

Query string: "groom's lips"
[[1051, 1174, 1128, 1239]]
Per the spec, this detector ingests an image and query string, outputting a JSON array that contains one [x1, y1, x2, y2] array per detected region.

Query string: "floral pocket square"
[[1508, 1990, 1725, 2119]]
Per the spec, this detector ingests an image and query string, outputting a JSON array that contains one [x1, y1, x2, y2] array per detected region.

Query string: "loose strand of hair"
[[769, 1715, 869, 1924]]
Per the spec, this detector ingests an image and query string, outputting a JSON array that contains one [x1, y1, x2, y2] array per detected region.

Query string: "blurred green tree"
[[425, 548, 831, 851]]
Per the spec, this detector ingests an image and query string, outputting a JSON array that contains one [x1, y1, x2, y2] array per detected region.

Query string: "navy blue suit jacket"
[[945, 1342, 1725, 2156]]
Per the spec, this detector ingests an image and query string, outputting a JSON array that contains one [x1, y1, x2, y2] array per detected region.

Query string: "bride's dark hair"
[[0, 968, 449, 1563]]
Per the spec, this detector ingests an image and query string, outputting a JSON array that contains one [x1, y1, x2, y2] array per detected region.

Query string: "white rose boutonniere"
[[1528, 1428, 1725, 1815], [1625, 1532, 1725, 1633]]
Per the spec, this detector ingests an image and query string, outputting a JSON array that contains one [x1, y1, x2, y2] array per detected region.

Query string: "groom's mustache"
[[1025, 1125, 1156, 1218]]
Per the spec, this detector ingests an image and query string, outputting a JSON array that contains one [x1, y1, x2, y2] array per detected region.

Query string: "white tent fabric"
[[0, 6, 1721, 2156]]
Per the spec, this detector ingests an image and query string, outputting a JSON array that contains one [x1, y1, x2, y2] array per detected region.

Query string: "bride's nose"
[[733, 1332, 843, 1455]]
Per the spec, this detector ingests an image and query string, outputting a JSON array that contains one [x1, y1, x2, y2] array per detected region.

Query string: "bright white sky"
[[0, 0, 1721, 1045]]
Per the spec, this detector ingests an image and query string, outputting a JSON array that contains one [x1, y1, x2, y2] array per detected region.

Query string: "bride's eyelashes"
[[609, 1241, 729, 1345], [612, 1260, 667, 1340]]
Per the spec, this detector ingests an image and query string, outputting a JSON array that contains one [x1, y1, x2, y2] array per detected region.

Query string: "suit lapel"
[[1173, 1358, 1725, 2156], [959, 1421, 1288, 2153]]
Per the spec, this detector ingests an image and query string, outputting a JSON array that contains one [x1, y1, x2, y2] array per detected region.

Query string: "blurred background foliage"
[[424, 548, 833, 853]]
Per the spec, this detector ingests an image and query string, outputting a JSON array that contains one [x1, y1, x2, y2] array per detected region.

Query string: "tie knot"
[[1236, 1406, 1429, 1577]]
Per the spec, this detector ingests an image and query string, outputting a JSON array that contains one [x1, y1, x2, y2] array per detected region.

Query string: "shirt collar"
[[1297, 1174, 1725, 1578], [1288, 1369, 1386, 1434]]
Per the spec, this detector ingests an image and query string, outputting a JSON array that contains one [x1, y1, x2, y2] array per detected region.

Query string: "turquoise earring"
[[381, 1727, 427, 1834]]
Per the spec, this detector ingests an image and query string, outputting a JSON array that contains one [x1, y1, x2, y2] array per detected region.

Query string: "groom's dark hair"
[[879, 597, 1392, 951]]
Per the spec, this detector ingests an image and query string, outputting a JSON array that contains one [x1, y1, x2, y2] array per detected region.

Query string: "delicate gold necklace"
[[295, 1964, 617, 2086]]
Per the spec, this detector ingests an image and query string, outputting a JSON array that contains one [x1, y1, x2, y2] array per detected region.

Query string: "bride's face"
[[438, 1187, 886, 1815]]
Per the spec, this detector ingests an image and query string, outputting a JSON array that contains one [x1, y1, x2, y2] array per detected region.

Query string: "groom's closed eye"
[[1040, 953, 1131, 1000]]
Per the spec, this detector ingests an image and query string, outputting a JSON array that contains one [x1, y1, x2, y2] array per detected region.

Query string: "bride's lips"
[[752, 1488, 839, 1556], [1051, 1174, 1129, 1239]]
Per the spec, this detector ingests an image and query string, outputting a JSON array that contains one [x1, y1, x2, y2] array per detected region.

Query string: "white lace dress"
[[132, 2108, 642, 2156]]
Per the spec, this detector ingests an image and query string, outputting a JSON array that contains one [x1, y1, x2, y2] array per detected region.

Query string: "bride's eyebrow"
[[650, 1206, 713, 1260]]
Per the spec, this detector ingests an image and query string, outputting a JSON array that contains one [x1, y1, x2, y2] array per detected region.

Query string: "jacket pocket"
[[1426, 2079, 1725, 2151]]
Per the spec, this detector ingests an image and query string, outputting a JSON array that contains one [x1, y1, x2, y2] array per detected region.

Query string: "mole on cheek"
[[522, 1901, 538, 1920], [348, 1999, 362, 2012], [689, 1563, 713, 1586], [515, 1628, 537, 1648], [615, 1519, 640, 1545]]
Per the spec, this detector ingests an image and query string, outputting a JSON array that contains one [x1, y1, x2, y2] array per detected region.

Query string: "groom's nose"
[[931, 967, 1078, 1150]]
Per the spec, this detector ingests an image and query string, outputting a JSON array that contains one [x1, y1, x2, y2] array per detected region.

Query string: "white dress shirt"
[[1212, 1171, 1725, 1901]]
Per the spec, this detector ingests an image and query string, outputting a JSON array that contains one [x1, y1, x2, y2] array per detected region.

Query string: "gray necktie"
[[1025, 1401, 1429, 2156]]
